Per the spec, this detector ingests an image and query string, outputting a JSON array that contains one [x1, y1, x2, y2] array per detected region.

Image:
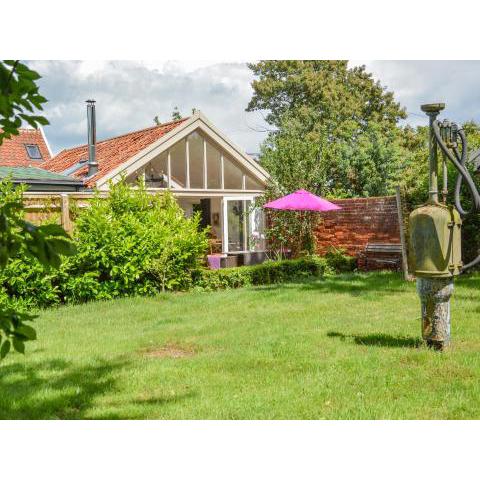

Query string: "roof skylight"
[[25, 144, 42, 160]]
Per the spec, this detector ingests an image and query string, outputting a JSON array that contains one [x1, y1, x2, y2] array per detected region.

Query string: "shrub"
[[324, 246, 357, 273], [0, 179, 75, 313], [195, 267, 253, 291], [0, 257, 60, 308], [59, 180, 209, 302], [195, 255, 331, 291]]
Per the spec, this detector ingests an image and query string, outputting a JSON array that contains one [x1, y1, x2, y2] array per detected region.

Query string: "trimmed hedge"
[[195, 256, 336, 291]]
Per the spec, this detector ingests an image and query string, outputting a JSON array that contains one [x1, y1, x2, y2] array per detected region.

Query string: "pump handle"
[[432, 120, 480, 271]]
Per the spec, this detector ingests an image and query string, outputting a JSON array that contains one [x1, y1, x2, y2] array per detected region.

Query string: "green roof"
[[0, 166, 82, 184]]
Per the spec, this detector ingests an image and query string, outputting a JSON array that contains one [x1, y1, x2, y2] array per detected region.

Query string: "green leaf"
[[28, 115, 49, 126], [47, 238, 76, 256], [31, 94, 47, 104], [19, 114, 39, 128], [16, 324, 37, 340], [12, 337, 25, 354], [0, 339, 11, 359], [20, 69, 41, 81], [37, 223, 70, 238]]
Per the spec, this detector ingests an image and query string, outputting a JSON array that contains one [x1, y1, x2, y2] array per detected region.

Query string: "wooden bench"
[[363, 243, 402, 271]]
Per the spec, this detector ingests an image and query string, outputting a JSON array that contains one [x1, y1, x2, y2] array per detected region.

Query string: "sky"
[[28, 60, 480, 156]]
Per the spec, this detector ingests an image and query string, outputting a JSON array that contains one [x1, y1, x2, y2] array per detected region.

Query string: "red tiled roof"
[[42, 118, 189, 187], [0, 128, 52, 167]]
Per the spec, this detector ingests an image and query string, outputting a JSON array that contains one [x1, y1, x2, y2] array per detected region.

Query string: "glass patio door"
[[222, 197, 265, 253]]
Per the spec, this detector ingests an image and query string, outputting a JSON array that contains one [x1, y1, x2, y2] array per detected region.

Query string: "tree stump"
[[416, 277, 454, 350]]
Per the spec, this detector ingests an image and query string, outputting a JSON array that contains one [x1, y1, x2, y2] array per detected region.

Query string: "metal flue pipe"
[[86, 99, 98, 177]]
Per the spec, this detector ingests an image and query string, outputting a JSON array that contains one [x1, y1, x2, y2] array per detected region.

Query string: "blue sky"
[[29, 60, 480, 156]]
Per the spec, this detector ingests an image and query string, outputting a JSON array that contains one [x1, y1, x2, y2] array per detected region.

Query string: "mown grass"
[[1, 271, 480, 419]]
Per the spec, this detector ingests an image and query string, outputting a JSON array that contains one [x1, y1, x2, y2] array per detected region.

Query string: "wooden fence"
[[23, 193, 103, 233]]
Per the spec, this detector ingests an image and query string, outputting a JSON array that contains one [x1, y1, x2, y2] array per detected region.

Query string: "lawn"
[[1, 271, 480, 419]]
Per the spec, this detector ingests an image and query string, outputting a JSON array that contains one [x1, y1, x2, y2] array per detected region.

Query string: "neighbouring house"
[[0, 127, 52, 166], [0, 127, 82, 191], [1, 102, 270, 262]]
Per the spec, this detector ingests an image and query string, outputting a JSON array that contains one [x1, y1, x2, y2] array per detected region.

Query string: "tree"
[[247, 61, 405, 139], [248, 61, 408, 198], [0, 60, 49, 145], [334, 121, 408, 197], [0, 60, 75, 360], [172, 106, 182, 121], [0, 180, 76, 359]]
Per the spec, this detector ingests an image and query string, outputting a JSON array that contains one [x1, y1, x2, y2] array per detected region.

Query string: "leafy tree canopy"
[[247, 60, 406, 142], [248, 61, 408, 199], [0, 60, 49, 145], [0, 60, 74, 360]]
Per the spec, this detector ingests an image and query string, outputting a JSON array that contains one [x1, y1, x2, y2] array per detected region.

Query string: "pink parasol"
[[263, 189, 341, 212]]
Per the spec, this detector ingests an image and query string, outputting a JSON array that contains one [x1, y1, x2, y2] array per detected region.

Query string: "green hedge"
[[195, 256, 336, 291]]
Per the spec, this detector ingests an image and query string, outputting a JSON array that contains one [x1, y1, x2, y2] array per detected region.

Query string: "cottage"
[[1, 102, 269, 261]]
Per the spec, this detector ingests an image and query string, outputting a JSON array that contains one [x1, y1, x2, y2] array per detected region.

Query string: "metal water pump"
[[408, 103, 480, 350]]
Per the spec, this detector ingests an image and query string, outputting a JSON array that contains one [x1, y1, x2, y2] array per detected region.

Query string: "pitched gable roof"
[[94, 111, 270, 189], [0, 128, 52, 167], [41, 118, 188, 187]]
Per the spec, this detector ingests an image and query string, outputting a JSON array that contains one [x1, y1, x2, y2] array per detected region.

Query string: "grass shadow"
[[0, 357, 126, 419], [132, 391, 196, 406], [86, 392, 198, 420], [327, 331, 422, 348], [251, 271, 409, 297]]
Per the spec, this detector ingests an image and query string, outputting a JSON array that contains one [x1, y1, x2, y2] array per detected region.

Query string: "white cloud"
[[350, 60, 480, 127], [29, 60, 480, 156], [30, 61, 268, 155]]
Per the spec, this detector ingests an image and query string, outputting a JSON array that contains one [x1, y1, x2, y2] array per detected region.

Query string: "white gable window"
[[223, 154, 243, 190], [170, 138, 186, 187], [188, 131, 204, 189], [206, 140, 222, 189], [97, 112, 269, 194], [119, 126, 267, 193]]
